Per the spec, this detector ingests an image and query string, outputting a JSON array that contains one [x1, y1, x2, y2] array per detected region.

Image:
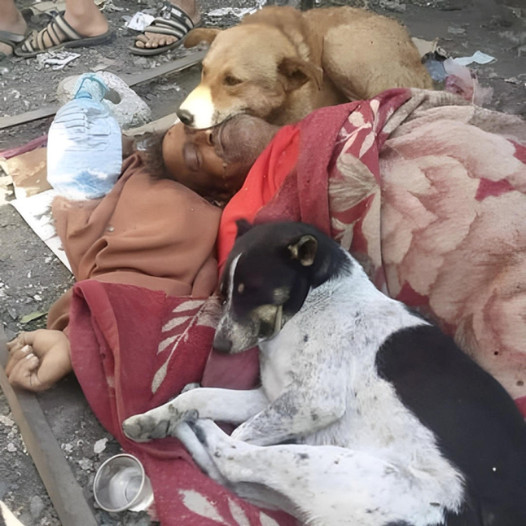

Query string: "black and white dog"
[[123, 221, 526, 526]]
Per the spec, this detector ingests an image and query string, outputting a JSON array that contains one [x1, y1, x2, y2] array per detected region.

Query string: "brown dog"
[[177, 6, 432, 128]]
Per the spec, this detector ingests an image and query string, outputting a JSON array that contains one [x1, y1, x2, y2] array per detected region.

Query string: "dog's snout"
[[213, 333, 233, 354], [177, 109, 194, 127]]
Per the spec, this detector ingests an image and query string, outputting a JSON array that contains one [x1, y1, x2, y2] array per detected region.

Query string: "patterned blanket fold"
[[68, 88, 526, 525]]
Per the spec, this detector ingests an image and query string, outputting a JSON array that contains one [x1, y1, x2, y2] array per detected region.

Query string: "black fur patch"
[[375, 325, 526, 524]]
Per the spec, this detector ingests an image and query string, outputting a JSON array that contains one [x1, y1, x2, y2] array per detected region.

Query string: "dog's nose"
[[177, 109, 194, 127], [213, 334, 232, 353]]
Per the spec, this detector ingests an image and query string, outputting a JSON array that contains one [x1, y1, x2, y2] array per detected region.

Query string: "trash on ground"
[[208, 0, 266, 18], [443, 58, 494, 106], [125, 12, 155, 31], [36, 51, 80, 70], [19, 311, 47, 324], [453, 50, 495, 66]]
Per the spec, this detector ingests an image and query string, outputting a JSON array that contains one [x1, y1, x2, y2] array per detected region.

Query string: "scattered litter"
[[20, 311, 47, 324], [504, 76, 522, 85], [7, 443, 16, 452], [208, 0, 266, 18], [11, 190, 72, 271], [36, 51, 80, 70], [425, 58, 447, 82], [101, 0, 123, 13], [453, 50, 495, 66], [94, 438, 109, 454], [22, 0, 104, 17], [126, 11, 155, 31], [443, 58, 493, 106], [412, 37, 440, 58], [21, 0, 65, 17]]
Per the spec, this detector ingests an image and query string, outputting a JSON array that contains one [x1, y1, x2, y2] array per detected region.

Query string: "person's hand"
[[5, 330, 72, 392]]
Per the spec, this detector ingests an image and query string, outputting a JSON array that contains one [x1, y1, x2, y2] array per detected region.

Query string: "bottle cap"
[[74, 73, 108, 100]]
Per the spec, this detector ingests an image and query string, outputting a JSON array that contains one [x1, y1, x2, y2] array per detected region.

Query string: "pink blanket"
[[68, 88, 526, 525]]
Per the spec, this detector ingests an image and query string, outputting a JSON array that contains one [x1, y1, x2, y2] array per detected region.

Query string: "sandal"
[[14, 12, 113, 58], [129, 2, 198, 57], [0, 30, 28, 60]]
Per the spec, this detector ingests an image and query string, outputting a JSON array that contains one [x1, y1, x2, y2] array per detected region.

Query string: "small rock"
[[7, 442, 16, 452], [0, 415, 14, 427], [30, 495, 44, 520], [78, 458, 93, 471], [94, 438, 109, 455]]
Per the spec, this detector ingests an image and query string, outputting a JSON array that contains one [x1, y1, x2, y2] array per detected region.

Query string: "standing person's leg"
[[15, 0, 112, 58], [0, 0, 27, 59], [130, 0, 199, 56]]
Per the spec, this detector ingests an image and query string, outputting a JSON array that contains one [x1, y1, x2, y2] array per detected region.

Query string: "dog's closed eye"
[[224, 75, 243, 87]]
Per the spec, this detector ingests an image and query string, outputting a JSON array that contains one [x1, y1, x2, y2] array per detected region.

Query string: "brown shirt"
[[48, 152, 221, 330]]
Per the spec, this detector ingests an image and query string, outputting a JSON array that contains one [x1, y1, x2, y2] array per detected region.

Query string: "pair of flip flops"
[[13, 12, 113, 58], [130, 2, 197, 56]]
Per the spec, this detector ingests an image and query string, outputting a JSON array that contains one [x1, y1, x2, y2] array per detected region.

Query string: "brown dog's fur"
[[177, 6, 433, 128]]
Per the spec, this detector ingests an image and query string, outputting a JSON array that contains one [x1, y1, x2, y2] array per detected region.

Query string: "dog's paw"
[[122, 414, 169, 442], [122, 409, 199, 442]]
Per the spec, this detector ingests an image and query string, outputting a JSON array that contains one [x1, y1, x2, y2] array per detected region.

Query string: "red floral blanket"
[[68, 88, 526, 525]]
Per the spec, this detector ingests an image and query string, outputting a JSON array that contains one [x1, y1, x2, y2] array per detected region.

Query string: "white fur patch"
[[178, 85, 215, 129]]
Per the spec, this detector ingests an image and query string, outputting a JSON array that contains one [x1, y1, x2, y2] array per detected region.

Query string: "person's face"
[[162, 115, 279, 203]]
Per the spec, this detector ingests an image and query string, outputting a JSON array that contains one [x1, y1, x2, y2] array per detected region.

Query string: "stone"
[[30, 495, 44, 520]]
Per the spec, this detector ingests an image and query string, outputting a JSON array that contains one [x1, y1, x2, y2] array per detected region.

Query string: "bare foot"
[[0, 6, 27, 58], [5, 330, 72, 391], [29, 3, 109, 50], [133, 0, 200, 52], [63, 0, 109, 38]]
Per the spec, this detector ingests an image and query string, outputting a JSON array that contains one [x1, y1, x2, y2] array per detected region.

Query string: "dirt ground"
[[0, 0, 524, 524]]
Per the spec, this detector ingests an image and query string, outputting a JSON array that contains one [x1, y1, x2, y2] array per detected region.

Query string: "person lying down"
[[4, 87, 526, 525], [5, 87, 526, 411], [6, 113, 280, 391]]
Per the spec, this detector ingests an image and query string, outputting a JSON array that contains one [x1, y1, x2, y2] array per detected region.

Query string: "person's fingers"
[[6, 331, 28, 352], [7, 353, 44, 391], [7, 330, 41, 353], [6, 329, 72, 392], [5, 344, 33, 376]]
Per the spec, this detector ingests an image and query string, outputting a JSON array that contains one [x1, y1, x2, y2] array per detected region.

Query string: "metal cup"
[[93, 453, 154, 512]]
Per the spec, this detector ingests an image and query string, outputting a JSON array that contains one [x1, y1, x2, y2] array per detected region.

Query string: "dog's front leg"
[[123, 387, 268, 442], [232, 387, 347, 446]]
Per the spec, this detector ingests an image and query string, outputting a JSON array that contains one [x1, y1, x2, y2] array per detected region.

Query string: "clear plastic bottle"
[[47, 73, 123, 200]]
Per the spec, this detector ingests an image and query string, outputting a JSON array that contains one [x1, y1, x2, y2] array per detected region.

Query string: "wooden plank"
[[120, 48, 206, 87], [0, 49, 205, 130], [0, 326, 98, 526]]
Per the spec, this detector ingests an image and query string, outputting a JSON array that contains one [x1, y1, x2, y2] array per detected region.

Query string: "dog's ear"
[[278, 57, 323, 92], [184, 28, 221, 48], [235, 218, 253, 238], [288, 234, 318, 267]]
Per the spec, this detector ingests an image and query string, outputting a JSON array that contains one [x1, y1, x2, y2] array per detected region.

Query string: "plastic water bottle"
[[47, 73, 122, 200]]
